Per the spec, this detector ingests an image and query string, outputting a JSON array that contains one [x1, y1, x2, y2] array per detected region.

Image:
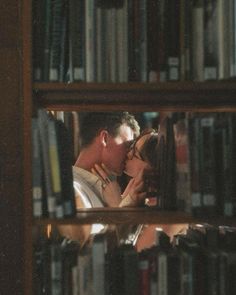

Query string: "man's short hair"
[[79, 112, 140, 149]]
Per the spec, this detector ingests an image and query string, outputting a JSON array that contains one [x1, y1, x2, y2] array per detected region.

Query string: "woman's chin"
[[124, 169, 136, 178]]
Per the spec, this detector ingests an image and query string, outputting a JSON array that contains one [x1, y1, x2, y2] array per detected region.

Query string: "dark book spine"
[[203, 0, 218, 80], [199, 116, 217, 216], [191, 0, 204, 81], [68, 0, 85, 82], [38, 109, 56, 218], [138, 251, 150, 295], [32, 118, 43, 218], [42, 0, 53, 81], [188, 116, 202, 217], [166, 0, 180, 81], [56, 120, 76, 217], [32, 0, 45, 81], [174, 118, 192, 213], [48, 118, 64, 218], [50, 242, 63, 295], [49, 0, 67, 82]]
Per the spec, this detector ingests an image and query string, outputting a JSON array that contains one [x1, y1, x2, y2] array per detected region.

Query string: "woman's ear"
[[100, 130, 109, 147]]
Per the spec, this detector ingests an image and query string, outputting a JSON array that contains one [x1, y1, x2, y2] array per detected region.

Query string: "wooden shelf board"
[[33, 207, 236, 226], [33, 81, 236, 112]]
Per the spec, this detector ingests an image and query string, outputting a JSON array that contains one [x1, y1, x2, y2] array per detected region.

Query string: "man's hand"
[[92, 163, 122, 207]]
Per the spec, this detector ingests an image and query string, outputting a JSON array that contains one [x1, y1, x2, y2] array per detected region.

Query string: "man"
[[73, 112, 140, 208], [59, 112, 145, 245]]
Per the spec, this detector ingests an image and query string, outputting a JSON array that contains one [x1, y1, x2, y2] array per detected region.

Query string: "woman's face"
[[124, 133, 152, 177]]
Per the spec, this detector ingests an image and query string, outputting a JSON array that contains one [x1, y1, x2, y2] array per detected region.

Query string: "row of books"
[[156, 112, 236, 218], [32, 0, 236, 83], [33, 224, 236, 295], [32, 109, 76, 218]]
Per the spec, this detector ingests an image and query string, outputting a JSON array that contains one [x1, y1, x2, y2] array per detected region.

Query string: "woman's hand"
[[91, 163, 122, 207], [120, 170, 147, 207]]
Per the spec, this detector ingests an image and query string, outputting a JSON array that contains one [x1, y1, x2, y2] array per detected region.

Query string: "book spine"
[[42, 0, 53, 81], [199, 116, 217, 216], [32, 0, 44, 81], [204, 0, 218, 80], [147, 0, 159, 82], [191, 0, 204, 81], [95, 3, 105, 82], [48, 119, 64, 218], [123, 246, 139, 295], [56, 120, 76, 217], [166, 0, 180, 81], [116, 0, 128, 82], [156, 0, 168, 81], [174, 118, 192, 213], [38, 109, 56, 218], [92, 234, 107, 295], [85, 0, 96, 82], [189, 117, 202, 217], [139, 0, 148, 82], [157, 251, 168, 295], [179, 249, 194, 295], [32, 118, 43, 218], [138, 252, 150, 295], [68, 0, 85, 82], [50, 242, 63, 295], [49, 0, 65, 81]]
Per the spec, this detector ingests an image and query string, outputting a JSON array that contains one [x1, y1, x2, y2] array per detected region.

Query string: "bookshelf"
[[34, 81, 236, 112], [1, 0, 236, 294]]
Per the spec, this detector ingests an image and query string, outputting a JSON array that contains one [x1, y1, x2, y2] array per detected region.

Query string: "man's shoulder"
[[72, 166, 104, 208]]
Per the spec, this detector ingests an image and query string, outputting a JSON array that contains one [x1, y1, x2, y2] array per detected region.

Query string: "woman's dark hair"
[[139, 131, 159, 169], [79, 112, 140, 149]]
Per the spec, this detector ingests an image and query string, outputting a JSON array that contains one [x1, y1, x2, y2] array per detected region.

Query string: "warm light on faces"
[[125, 133, 152, 177], [103, 124, 135, 176]]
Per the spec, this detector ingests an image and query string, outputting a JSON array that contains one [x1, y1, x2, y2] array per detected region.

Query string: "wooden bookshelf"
[[34, 81, 236, 112], [2, 0, 236, 294], [34, 207, 236, 227]]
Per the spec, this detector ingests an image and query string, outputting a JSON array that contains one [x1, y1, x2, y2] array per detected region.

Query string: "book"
[[166, 0, 180, 81], [139, 0, 148, 82], [68, 0, 85, 81], [116, 0, 128, 82], [31, 117, 43, 217], [163, 115, 176, 209], [61, 239, 79, 295], [33, 235, 51, 294], [138, 250, 150, 295], [176, 234, 205, 295], [92, 232, 107, 295], [55, 119, 76, 217], [32, 0, 45, 81], [174, 116, 192, 213], [49, 0, 67, 81], [50, 241, 63, 295], [42, 0, 53, 81], [199, 116, 217, 216], [148, 0, 167, 82], [48, 118, 64, 218], [85, 0, 96, 82], [188, 115, 202, 217], [203, 0, 218, 80], [38, 109, 56, 218], [78, 245, 93, 295], [191, 0, 204, 81]]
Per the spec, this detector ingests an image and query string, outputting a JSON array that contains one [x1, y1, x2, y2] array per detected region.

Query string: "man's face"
[[103, 124, 135, 175]]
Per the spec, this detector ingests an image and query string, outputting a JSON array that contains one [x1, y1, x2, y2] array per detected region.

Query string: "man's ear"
[[100, 130, 109, 147]]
